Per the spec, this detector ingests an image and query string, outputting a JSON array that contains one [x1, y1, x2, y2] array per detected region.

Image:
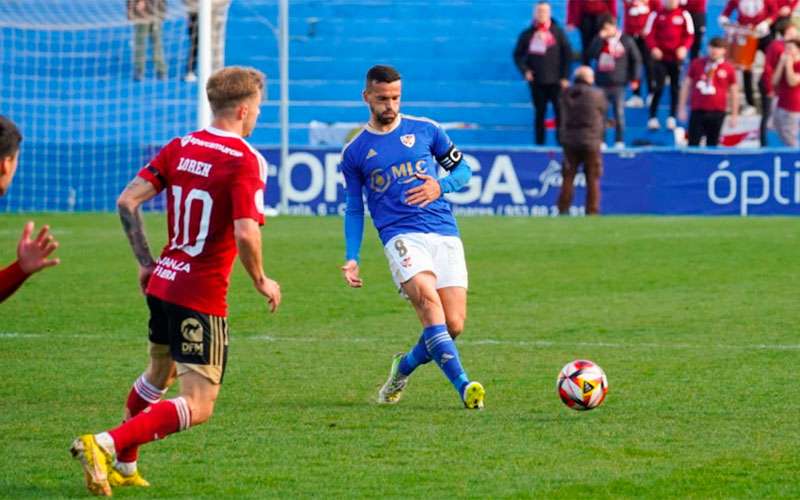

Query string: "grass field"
[[1, 214, 798, 498]]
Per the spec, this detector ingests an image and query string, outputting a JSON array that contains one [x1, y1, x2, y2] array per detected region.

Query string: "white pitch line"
[[3, 332, 796, 351]]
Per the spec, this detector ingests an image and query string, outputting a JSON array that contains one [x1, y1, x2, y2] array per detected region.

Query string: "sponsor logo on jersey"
[[180, 134, 244, 157], [368, 160, 428, 192], [366, 148, 378, 159], [400, 134, 416, 148], [177, 157, 213, 177], [369, 169, 391, 193]]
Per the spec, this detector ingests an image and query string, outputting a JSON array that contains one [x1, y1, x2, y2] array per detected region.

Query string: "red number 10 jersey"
[[138, 126, 268, 316]]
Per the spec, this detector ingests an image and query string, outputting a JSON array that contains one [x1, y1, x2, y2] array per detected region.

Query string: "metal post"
[[197, 0, 213, 128], [278, 0, 290, 213]]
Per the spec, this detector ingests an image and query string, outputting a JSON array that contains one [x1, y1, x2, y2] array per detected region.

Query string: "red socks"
[[116, 374, 167, 463], [109, 397, 191, 455]]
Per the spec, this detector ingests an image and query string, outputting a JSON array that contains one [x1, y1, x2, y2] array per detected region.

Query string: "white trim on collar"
[[205, 126, 242, 138]]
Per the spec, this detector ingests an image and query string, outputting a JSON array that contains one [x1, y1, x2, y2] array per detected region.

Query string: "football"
[[557, 360, 608, 411]]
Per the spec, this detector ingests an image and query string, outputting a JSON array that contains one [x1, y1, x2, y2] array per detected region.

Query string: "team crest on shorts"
[[400, 134, 416, 148]]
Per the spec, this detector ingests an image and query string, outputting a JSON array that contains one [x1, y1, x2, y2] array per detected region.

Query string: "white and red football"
[[557, 360, 608, 411]]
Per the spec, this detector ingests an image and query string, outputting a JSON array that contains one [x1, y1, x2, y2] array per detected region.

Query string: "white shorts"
[[383, 232, 468, 292]]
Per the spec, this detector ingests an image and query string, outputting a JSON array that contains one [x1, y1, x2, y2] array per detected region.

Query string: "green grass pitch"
[[1, 214, 798, 498]]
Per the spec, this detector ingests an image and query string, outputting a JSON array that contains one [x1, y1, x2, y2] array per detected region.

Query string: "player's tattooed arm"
[[117, 176, 158, 268]]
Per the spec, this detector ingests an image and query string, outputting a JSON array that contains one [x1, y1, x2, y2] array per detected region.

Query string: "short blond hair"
[[206, 66, 266, 115]]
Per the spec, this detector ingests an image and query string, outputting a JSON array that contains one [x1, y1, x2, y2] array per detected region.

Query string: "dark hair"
[[598, 14, 616, 28], [365, 65, 401, 87], [708, 37, 728, 49], [0, 116, 22, 159], [775, 17, 793, 37]]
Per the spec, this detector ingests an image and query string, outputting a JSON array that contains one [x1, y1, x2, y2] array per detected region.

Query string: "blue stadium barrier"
[[7, 146, 793, 215]]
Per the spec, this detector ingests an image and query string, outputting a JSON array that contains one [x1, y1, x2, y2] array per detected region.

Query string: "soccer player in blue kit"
[[340, 65, 485, 409]]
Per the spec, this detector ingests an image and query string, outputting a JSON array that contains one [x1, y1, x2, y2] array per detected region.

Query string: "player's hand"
[[560, 78, 569, 89], [138, 263, 155, 295], [651, 48, 663, 61], [630, 80, 640, 92], [780, 6, 792, 17], [405, 173, 442, 208], [729, 114, 738, 128], [341, 259, 362, 288], [524, 70, 534, 82], [254, 276, 281, 313], [17, 222, 60, 275], [676, 46, 687, 61]]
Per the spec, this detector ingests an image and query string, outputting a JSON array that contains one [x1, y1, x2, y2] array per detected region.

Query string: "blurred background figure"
[[719, 0, 778, 115], [513, 1, 572, 145], [127, 0, 168, 80], [623, 0, 659, 108], [567, 0, 617, 63], [771, 38, 800, 145], [678, 37, 739, 146], [760, 17, 798, 145], [684, 0, 710, 59], [558, 66, 607, 215], [183, 0, 232, 82], [586, 14, 643, 147], [645, 0, 695, 131]]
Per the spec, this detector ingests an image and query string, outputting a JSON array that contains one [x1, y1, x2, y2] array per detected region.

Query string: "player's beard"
[[372, 107, 397, 126]]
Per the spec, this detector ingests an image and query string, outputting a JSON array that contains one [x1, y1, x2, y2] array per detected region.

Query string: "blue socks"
[[397, 333, 432, 376], [423, 324, 470, 396]]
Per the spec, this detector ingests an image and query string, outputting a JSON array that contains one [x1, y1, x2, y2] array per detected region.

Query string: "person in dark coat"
[[558, 66, 607, 215], [513, 1, 573, 145], [586, 14, 643, 147]]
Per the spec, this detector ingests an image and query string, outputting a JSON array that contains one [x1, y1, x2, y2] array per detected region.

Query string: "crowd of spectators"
[[514, 0, 800, 147]]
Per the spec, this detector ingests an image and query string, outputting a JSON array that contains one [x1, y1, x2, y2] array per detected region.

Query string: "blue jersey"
[[341, 115, 460, 246]]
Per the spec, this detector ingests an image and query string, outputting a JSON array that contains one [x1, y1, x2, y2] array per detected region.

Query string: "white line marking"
[[3, 332, 797, 351]]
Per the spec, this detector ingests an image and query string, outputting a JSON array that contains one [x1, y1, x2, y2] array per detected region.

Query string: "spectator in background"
[[127, 0, 168, 80], [623, 0, 660, 108], [645, 0, 695, 131], [771, 38, 800, 145], [678, 37, 740, 146], [513, 1, 572, 145], [760, 18, 797, 145], [587, 15, 642, 147], [183, 0, 232, 82], [683, 0, 709, 60], [719, 0, 778, 114], [558, 66, 606, 215], [0, 116, 60, 302], [567, 0, 617, 64]]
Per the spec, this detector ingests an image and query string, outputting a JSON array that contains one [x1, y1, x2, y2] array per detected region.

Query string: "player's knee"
[[185, 397, 215, 426], [447, 317, 465, 338], [145, 356, 174, 390]]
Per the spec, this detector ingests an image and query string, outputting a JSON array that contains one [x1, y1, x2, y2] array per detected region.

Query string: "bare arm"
[[678, 77, 693, 121], [773, 57, 787, 88], [234, 218, 281, 313], [117, 176, 158, 292], [729, 83, 740, 126]]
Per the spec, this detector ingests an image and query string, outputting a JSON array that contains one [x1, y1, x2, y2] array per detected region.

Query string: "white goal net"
[[0, 0, 201, 211]]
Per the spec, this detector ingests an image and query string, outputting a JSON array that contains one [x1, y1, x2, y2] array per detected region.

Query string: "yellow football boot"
[[108, 467, 150, 487], [69, 434, 113, 496], [462, 381, 485, 410]]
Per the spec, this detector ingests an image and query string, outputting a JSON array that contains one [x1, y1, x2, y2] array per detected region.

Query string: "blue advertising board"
[[2, 147, 799, 216], [259, 148, 800, 217]]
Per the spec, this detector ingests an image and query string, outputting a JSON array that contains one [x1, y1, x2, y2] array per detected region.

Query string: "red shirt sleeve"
[[682, 11, 696, 50], [644, 12, 657, 50], [0, 261, 30, 303], [688, 58, 702, 80], [608, 0, 618, 17], [722, 0, 736, 18], [231, 152, 267, 225], [136, 139, 176, 192]]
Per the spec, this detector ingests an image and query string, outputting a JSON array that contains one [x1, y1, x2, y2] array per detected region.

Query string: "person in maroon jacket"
[[644, 0, 695, 131], [0, 116, 60, 303], [683, 0, 708, 60], [771, 38, 800, 145], [719, 0, 778, 113], [760, 18, 797, 145], [567, 0, 617, 63], [623, 0, 660, 107], [678, 37, 740, 146]]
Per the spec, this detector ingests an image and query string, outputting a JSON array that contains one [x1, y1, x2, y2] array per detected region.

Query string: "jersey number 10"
[[170, 185, 213, 257]]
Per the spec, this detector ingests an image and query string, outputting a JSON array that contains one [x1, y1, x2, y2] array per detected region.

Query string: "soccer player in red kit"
[[70, 66, 282, 496], [0, 115, 60, 303]]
